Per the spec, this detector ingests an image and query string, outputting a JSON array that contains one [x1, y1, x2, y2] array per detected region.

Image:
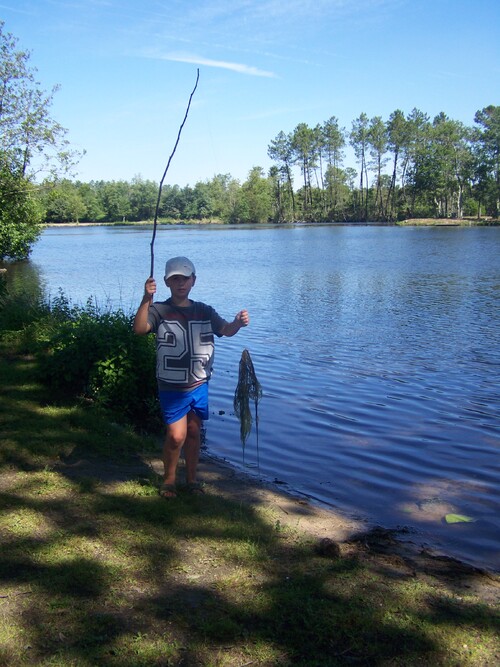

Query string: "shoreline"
[[56, 446, 499, 605], [157, 451, 500, 581], [42, 217, 499, 228], [54, 438, 500, 582], [56, 439, 500, 582]]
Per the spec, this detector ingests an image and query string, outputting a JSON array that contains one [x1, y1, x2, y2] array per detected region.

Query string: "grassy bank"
[[397, 217, 500, 226], [1, 288, 499, 666]]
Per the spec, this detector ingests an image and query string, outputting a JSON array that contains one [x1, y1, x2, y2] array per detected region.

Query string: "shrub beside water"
[[0, 277, 161, 433]]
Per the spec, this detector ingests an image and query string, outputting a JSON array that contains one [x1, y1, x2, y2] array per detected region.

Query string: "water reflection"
[[1, 259, 45, 299]]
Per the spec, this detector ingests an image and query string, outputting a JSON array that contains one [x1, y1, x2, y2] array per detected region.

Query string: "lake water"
[[6, 223, 500, 572]]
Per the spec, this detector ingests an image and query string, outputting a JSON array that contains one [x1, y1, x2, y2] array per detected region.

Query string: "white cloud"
[[161, 52, 276, 78]]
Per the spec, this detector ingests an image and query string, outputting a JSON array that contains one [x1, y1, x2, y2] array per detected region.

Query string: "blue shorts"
[[158, 383, 209, 425]]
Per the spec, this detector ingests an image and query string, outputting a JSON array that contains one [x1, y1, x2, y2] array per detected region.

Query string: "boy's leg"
[[184, 410, 201, 485], [162, 415, 188, 491]]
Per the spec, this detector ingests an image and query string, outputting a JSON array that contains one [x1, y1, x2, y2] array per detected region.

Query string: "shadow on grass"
[[1, 352, 499, 666], [0, 485, 433, 666]]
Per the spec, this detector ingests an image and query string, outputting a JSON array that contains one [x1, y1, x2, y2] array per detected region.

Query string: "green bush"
[[1, 280, 162, 432], [38, 301, 160, 431]]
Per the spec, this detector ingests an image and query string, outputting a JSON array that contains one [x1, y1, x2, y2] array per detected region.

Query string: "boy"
[[133, 256, 249, 498]]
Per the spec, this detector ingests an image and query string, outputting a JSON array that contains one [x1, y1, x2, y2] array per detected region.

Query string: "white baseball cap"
[[164, 256, 196, 279]]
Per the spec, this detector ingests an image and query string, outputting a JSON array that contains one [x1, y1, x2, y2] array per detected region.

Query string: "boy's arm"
[[133, 278, 155, 335], [220, 309, 249, 337]]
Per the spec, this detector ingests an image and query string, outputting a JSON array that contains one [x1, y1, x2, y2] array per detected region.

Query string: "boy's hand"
[[221, 309, 249, 337], [134, 278, 155, 334], [144, 277, 156, 299], [235, 309, 249, 328]]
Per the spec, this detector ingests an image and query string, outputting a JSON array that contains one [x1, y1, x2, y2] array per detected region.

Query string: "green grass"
[[1, 332, 499, 665]]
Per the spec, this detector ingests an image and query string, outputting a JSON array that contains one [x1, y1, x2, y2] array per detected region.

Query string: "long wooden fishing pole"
[[150, 68, 200, 279]]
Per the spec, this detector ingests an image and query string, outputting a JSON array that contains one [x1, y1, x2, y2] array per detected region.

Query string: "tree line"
[[1, 18, 499, 261], [269, 108, 499, 223], [40, 106, 500, 226]]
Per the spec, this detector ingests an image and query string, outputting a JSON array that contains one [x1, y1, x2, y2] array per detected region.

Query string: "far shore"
[[397, 217, 499, 226], [43, 216, 499, 228]]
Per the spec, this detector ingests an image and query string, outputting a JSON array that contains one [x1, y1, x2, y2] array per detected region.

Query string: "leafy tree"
[[76, 181, 105, 222], [99, 180, 131, 221], [190, 180, 212, 219], [0, 21, 82, 258], [160, 183, 183, 219], [402, 108, 432, 217], [323, 165, 352, 220], [210, 173, 233, 221], [268, 131, 295, 220], [225, 177, 244, 223], [235, 167, 272, 224], [385, 110, 408, 220], [291, 123, 317, 217], [199, 174, 240, 222], [0, 21, 81, 179], [350, 113, 370, 220], [0, 165, 43, 260], [42, 179, 86, 223], [179, 184, 198, 219], [129, 175, 158, 220], [473, 105, 500, 217], [367, 116, 388, 220], [429, 113, 472, 218], [320, 117, 346, 218], [268, 166, 285, 222]]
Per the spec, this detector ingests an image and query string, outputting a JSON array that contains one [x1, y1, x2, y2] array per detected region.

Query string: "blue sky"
[[2, 0, 499, 186]]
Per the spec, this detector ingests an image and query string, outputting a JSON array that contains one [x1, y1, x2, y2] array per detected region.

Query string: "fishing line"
[[149, 68, 200, 279]]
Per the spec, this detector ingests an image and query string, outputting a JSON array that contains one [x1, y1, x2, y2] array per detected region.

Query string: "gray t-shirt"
[[148, 299, 227, 391]]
